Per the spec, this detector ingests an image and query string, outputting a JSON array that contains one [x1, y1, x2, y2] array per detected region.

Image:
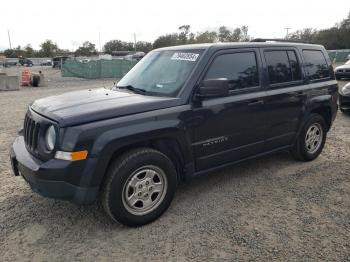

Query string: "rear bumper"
[[10, 136, 99, 205], [339, 93, 350, 111]]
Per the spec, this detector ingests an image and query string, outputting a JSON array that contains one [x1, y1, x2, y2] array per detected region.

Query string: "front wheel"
[[291, 114, 327, 161], [101, 148, 177, 227]]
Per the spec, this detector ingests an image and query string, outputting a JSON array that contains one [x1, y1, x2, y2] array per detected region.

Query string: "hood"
[[31, 88, 180, 127], [335, 64, 350, 70]]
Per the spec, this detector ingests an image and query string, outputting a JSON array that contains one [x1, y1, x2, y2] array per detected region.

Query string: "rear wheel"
[[291, 114, 327, 161], [101, 148, 177, 227]]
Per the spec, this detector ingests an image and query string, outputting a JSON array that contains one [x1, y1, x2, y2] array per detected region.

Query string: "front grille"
[[24, 114, 41, 152]]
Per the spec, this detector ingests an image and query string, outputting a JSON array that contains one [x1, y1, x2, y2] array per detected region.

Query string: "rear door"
[[261, 47, 307, 151]]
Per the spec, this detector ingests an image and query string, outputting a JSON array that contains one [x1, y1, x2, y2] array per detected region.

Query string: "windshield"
[[116, 50, 203, 97]]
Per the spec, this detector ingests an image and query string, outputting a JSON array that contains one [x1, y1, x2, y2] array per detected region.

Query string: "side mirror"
[[196, 78, 229, 99]]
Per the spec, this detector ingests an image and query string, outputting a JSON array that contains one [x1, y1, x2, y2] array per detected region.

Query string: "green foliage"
[[103, 40, 134, 54], [195, 31, 218, 43], [153, 34, 179, 49], [3, 46, 26, 58], [287, 12, 350, 49], [135, 41, 153, 53], [39, 40, 58, 57], [75, 41, 97, 56], [152, 25, 251, 48]]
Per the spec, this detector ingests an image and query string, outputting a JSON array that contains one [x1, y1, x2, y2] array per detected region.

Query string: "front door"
[[192, 49, 267, 171]]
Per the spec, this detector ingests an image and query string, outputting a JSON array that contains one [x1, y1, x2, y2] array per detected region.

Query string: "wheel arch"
[[92, 129, 194, 193]]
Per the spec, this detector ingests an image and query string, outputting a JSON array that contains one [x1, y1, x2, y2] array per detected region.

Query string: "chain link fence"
[[61, 59, 138, 79]]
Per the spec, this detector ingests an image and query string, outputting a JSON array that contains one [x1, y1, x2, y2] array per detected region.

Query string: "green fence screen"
[[327, 50, 350, 63], [62, 59, 138, 79]]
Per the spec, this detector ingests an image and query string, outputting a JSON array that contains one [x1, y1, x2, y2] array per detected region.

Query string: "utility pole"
[[8, 30, 12, 49], [134, 33, 137, 52], [285, 27, 291, 39], [98, 27, 102, 53]]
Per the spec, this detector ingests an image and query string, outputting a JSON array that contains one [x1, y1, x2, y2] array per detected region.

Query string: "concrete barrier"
[[0, 75, 19, 91]]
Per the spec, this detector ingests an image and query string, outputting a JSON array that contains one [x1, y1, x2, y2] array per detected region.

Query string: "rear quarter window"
[[302, 50, 330, 80]]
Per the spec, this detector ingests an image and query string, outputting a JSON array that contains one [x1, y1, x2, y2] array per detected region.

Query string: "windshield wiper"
[[117, 85, 147, 94]]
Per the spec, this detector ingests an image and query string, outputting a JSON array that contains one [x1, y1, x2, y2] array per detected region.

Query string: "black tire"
[[101, 148, 177, 227], [335, 76, 341, 80], [291, 114, 327, 161], [31, 75, 40, 87], [341, 108, 350, 115]]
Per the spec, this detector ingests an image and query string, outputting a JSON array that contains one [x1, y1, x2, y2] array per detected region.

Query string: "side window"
[[204, 52, 259, 91], [302, 50, 330, 80], [264, 50, 301, 84]]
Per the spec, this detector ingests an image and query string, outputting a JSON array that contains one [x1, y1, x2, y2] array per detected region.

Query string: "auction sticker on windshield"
[[171, 53, 199, 62]]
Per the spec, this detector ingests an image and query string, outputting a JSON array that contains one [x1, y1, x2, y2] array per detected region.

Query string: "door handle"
[[295, 91, 305, 96], [247, 99, 264, 106]]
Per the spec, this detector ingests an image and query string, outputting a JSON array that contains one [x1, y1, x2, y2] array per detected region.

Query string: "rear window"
[[264, 50, 301, 84], [302, 50, 330, 80]]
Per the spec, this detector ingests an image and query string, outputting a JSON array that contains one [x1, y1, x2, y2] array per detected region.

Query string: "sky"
[[0, 0, 349, 51]]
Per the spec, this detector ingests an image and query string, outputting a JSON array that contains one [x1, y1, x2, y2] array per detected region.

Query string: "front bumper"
[[10, 136, 99, 205], [335, 71, 350, 79], [339, 93, 350, 112]]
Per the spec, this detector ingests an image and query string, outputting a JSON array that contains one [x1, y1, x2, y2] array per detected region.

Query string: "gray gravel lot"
[[0, 68, 349, 261]]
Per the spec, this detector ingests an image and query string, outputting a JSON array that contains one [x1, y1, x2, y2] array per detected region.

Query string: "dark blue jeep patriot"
[[10, 40, 338, 226]]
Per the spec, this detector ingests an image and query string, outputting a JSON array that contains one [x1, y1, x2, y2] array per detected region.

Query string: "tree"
[[288, 28, 317, 42], [218, 26, 232, 42], [24, 44, 34, 57], [135, 41, 153, 53], [178, 25, 191, 44], [240, 26, 250, 41], [195, 31, 218, 43], [153, 34, 179, 49], [39, 40, 58, 57], [75, 41, 97, 56], [3, 46, 25, 58], [104, 40, 134, 54], [3, 49, 17, 58]]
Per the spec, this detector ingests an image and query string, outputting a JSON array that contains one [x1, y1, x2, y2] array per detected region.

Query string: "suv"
[[19, 58, 33, 67], [52, 56, 69, 68], [10, 40, 338, 226]]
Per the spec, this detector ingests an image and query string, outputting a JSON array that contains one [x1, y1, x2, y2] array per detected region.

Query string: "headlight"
[[342, 83, 350, 95], [45, 125, 56, 151]]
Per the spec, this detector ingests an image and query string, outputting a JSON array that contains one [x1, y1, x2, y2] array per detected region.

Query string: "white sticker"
[[171, 52, 199, 62]]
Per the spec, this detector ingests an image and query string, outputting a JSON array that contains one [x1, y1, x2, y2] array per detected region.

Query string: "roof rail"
[[250, 38, 314, 44]]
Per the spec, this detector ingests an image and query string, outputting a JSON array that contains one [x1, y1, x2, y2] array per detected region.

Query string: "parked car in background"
[[10, 40, 338, 226], [4, 58, 19, 67], [335, 60, 350, 80], [40, 59, 52, 66], [52, 56, 69, 68], [19, 58, 33, 67], [339, 82, 350, 114], [80, 59, 90, 63]]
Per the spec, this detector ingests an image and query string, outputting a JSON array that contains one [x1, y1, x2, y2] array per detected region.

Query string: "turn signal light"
[[55, 150, 88, 161]]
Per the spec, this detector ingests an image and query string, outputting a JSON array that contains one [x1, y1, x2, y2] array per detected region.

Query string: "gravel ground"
[[0, 69, 349, 261]]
